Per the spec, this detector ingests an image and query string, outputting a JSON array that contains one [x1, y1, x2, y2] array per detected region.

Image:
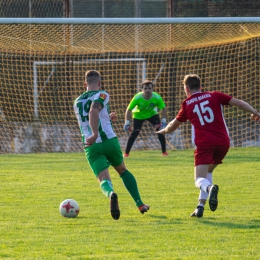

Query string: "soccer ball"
[[59, 199, 80, 218]]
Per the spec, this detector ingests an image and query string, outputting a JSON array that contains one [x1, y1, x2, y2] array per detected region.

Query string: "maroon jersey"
[[176, 91, 232, 146]]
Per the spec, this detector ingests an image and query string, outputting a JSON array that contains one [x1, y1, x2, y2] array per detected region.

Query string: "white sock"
[[195, 177, 211, 193], [198, 190, 208, 201], [198, 172, 213, 201], [207, 172, 213, 184]]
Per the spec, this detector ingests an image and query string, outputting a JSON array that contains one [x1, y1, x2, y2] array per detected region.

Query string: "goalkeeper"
[[123, 80, 168, 157]]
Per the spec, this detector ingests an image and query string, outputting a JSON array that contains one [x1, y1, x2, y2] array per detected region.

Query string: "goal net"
[[0, 18, 260, 154]]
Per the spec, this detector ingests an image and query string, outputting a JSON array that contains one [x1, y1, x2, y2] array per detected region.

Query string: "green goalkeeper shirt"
[[127, 92, 166, 120]]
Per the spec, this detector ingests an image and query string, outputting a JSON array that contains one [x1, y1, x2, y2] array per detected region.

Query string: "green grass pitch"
[[0, 147, 259, 259]]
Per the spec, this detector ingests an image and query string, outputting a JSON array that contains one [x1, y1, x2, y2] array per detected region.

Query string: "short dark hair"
[[183, 74, 201, 90], [85, 70, 101, 84], [141, 79, 153, 88]]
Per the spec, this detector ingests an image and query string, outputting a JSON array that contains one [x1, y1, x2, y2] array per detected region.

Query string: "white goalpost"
[[33, 58, 147, 119]]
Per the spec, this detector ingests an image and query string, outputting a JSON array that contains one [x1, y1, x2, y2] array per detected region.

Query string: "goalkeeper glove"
[[159, 118, 167, 130], [123, 120, 132, 132]]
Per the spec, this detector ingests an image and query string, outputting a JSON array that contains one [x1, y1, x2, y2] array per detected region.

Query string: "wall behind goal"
[[1, 0, 260, 18]]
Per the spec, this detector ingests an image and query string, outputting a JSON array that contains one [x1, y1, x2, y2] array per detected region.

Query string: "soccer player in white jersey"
[[157, 74, 260, 218], [74, 70, 149, 220]]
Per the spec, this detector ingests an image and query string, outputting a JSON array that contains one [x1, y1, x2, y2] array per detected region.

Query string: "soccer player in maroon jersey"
[[157, 74, 260, 217]]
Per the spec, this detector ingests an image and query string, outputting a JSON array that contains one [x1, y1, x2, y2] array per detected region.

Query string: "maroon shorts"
[[194, 145, 229, 166]]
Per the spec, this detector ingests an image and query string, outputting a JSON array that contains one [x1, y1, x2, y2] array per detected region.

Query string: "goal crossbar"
[[1, 17, 260, 24]]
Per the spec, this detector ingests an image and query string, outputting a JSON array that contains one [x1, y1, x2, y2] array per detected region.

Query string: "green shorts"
[[84, 137, 123, 177]]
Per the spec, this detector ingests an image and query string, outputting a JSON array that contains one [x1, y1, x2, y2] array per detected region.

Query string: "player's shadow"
[[198, 219, 260, 229], [147, 214, 184, 226], [148, 214, 168, 219]]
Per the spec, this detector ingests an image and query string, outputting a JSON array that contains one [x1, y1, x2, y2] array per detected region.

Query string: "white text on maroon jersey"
[[186, 93, 211, 105]]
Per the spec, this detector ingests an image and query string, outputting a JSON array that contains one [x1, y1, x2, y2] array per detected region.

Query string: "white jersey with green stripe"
[[74, 90, 116, 143]]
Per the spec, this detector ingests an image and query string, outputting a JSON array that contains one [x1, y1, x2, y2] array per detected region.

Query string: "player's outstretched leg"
[[120, 170, 150, 215], [209, 184, 219, 211], [110, 192, 120, 220], [190, 206, 204, 217]]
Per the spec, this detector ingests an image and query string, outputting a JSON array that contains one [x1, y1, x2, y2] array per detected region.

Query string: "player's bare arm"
[[161, 107, 167, 119], [125, 108, 132, 121], [86, 102, 103, 146], [109, 112, 117, 122], [156, 118, 181, 134], [251, 114, 260, 123], [229, 98, 260, 122]]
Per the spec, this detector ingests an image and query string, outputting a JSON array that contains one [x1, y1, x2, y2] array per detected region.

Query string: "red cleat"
[[162, 152, 169, 156], [138, 204, 150, 214]]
